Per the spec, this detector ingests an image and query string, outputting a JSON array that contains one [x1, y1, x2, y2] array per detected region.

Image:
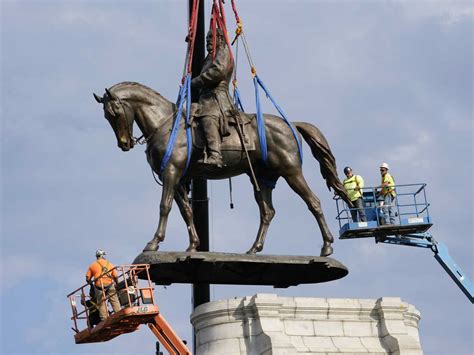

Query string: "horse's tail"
[[294, 122, 353, 207]]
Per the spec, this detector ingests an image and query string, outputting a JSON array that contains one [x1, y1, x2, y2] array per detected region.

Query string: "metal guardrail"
[[334, 183, 431, 230], [67, 264, 155, 333]]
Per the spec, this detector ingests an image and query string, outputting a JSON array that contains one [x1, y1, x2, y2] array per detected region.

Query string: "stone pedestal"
[[190, 294, 422, 355]]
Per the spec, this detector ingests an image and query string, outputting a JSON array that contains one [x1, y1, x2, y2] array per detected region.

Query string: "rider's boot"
[[200, 116, 223, 167], [206, 150, 223, 167], [197, 150, 207, 164]]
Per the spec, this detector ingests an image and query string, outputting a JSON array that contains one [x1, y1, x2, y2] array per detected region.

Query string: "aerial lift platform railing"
[[335, 183, 433, 239], [334, 183, 473, 303], [67, 264, 191, 354]]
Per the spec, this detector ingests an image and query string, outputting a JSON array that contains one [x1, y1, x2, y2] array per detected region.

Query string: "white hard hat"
[[380, 162, 390, 170], [96, 249, 106, 258]]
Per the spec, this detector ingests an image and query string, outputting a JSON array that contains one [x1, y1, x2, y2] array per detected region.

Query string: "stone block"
[[191, 299, 232, 329], [328, 298, 362, 320], [313, 320, 344, 336], [251, 294, 284, 318], [280, 296, 297, 309], [405, 324, 421, 339], [294, 309, 328, 320], [206, 338, 241, 354], [328, 298, 362, 308], [193, 298, 230, 318], [294, 297, 329, 320], [199, 322, 246, 344], [343, 321, 374, 337], [331, 336, 367, 352], [257, 317, 284, 332], [302, 336, 338, 352], [289, 335, 310, 352], [195, 343, 209, 354], [263, 331, 295, 350], [270, 348, 298, 355], [284, 320, 315, 336], [360, 337, 387, 352], [294, 297, 329, 309], [379, 319, 408, 337]]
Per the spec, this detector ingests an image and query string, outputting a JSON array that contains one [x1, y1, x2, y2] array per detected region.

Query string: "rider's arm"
[[191, 50, 230, 89]]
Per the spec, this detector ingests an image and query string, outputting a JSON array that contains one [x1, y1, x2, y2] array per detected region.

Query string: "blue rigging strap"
[[233, 86, 245, 112], [253, 75, 268, 163], [160, 74, 193, 177], [185, 76, 193, 171], [253, 74, 303, 165]]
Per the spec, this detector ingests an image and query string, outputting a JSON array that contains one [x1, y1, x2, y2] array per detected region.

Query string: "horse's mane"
[[109, 82, 169, 106]]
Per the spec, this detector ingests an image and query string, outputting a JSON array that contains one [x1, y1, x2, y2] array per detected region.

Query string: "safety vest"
[[86, 259, 117, 287], [381, 173, 396, 197], [343, 175, 364, 202]]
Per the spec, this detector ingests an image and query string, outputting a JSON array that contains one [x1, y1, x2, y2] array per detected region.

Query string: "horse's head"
[[93, 88, 135, 151]]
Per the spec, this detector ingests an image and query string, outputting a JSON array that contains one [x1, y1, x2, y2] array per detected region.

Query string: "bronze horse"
[[94, 82, 351, 256]]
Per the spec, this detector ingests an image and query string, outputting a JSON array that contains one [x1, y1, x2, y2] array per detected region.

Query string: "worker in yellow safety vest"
[[85, 249, 121, 321], [342, 167, 367, 222], [378, 163, 397, 225]]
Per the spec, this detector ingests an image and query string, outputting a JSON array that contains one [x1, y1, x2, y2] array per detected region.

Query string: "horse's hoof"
[[320, 245, 333, 257], [143, 241, 159, 252], [246, 244, 262, 254], [185, 245, 197, 252]]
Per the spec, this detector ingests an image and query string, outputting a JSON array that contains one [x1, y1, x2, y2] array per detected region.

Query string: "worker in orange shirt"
[[85, 249, 121, 321]]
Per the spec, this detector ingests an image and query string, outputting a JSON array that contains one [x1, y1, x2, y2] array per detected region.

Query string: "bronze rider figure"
[[191, 29, 236, 167]]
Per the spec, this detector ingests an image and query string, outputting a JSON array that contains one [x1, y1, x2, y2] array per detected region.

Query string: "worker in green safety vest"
[[342, 167, 367, 222], [377, 162, 397, 224]]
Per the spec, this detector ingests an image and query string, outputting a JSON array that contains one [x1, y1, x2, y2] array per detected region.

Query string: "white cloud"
[[0, 254, 85, 294], [0, 255, 44, 292], [390, 130, 433, 169], [58, 7, 109, 27], [399, 0, 474, 25]]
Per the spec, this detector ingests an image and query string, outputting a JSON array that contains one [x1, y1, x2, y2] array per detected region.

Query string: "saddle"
[[189, 105, 256, 152]]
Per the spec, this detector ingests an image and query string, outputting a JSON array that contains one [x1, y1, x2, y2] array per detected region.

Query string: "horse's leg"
[[174, 184, 200, 252], [246, 183, 276, 254], [143, 172, 178, 252], [284, 172, 334, 257]]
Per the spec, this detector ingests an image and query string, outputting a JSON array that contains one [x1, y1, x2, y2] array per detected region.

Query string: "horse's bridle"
[[109, 94, 179, 148], [110, 98, 147, 147]]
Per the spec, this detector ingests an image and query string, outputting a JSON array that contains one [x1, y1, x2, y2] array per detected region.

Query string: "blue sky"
[[1, 1, 472, 354]]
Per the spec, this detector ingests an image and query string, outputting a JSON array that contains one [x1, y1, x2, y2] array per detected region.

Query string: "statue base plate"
[[133, 251, 348, 288]]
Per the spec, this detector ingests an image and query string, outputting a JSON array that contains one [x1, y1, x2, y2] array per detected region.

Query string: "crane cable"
[[160, 0, 201, 178]]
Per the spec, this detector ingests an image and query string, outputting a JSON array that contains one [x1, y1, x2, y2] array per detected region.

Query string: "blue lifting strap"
[[253, 75, 268, 163], [253, 74, 303, 165], [160, 74, 193, 178], [233, 86, 245, 112], [184, 76, 192, 172]]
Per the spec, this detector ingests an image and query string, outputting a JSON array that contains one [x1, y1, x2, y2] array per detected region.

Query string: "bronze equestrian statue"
[[93, 30, 351, 257]]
